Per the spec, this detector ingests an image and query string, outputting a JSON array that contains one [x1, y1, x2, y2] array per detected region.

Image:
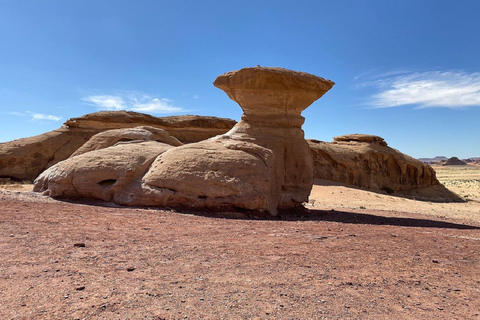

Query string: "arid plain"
[[1, 164, 479, 319]]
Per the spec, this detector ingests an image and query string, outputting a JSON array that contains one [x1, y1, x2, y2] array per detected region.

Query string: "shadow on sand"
[[312, 179, 465, 203], [277, 209, 480, 230], [55, 197, 479, 231]]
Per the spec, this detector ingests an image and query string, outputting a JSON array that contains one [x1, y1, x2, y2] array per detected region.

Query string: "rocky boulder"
[[65, 111, 236, 144], [35, 67, 335, 215], [0, 127, 94, 181], [34, 141, 175, 201], [0, 112, 235, 181], [308, 134, 462, 202], [70, 126, 182, 157]]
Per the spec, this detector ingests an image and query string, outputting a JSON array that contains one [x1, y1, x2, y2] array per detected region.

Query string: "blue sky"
[[1, 1, 479, 158]]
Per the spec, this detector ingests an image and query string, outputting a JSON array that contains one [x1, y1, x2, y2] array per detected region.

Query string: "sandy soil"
[[1, 166, 479, 319]]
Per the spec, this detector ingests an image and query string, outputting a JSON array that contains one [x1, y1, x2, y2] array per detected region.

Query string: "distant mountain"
[[418, 156, 447, 164], [418, 156, 480, 165]]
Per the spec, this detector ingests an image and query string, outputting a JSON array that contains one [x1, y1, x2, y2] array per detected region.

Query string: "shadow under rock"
[[279, 208, 480, 230], [48, 196, 478, 230], [313, 179, 466, 203]]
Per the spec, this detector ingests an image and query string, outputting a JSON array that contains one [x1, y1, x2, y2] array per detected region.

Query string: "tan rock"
[[35, 67, 335, 215], [65, 111, 236, 144], [0, 112, 235, 181], [124, 138, 278, 213], [137, 67, 334, 214], [308, 134, 462, 202], [0, 127, 93, 181], [71, 126, 182, 157], [34, 141, 173, 201], [213, 67, 334, 209]]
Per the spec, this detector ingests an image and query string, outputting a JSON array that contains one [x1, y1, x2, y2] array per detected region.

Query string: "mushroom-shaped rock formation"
[[34, 67, 334, 215], [137, 67, 334, 214]]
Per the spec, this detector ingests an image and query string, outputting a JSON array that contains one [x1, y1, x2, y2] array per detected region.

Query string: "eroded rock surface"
[[1, 112, 235, 181], [34, 141, 175, 201], [35, 67, 335, 215], [308, 134, 462, 202], [65, 111, 236, 144], [71, 126, 182, 157], [0, 127, 94, 181]]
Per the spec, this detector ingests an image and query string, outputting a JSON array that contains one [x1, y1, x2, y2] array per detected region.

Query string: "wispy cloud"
[[359, 70, 480, 109], [31, 113, 62, 121], [81, 92, 183, 113], [5, 111, 62, 121]]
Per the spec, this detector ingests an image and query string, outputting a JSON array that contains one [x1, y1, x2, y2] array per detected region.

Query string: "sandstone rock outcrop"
[[0, 127, 94, 181], [70, 126, 182, 157], [308, 134, 462, 202], [65, 111, 236, 144], [35, 67, 335, 215], [34, 141, 176, 201], [0, 112, 235, 181]]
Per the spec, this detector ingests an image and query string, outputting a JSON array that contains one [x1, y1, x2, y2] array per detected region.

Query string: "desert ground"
[[1, 165, 479, 319]]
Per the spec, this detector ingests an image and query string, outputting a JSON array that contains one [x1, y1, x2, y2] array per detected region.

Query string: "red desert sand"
[[1, 165, 479, 319]]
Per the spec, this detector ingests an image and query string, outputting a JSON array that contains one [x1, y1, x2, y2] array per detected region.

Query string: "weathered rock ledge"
[[308, 135, 462, 202], [0, 113, 235, 181]]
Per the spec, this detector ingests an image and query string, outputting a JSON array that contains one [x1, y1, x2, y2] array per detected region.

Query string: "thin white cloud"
[[5, 111, 62, 121], [31, 113, 62, 121], [361, 70, 480, 109], [81, 95, 126, 110], [5, 111, 27, 117], [82, 92, 183, 113]]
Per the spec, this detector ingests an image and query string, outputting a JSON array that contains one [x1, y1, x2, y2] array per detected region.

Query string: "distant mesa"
[[443, 157, 468, 166], [418, 156, 447, 164], [418, 156, 479, 165]]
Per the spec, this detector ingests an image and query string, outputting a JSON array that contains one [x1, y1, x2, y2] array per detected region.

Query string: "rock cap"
[[214, 66, 335, 115]]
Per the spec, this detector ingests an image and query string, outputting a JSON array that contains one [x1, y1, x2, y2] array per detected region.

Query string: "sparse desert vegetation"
[[433, 165, 480, 206]]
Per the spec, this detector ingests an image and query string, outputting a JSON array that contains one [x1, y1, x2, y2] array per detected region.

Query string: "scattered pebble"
[[76, 286, 86, 291]]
